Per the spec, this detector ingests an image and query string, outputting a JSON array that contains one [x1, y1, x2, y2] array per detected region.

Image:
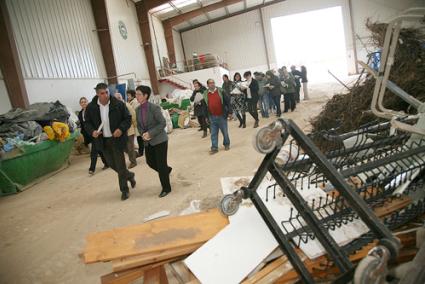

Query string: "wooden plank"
[[374, 196, 411, 218], [144, 265, 169, 284], [101, 259, 175, 284], [112, 243, 202, 272], [101, 267, 144, 284], [169, 261, 198, 283], [242, 256, 287, 284], [84, 209, 228, 263]]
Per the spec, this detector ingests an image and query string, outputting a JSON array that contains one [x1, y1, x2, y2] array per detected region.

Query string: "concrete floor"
[[0, 82, 342, 284]]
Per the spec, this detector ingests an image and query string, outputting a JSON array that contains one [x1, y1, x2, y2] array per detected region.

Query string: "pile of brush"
[[310, 20, 425, 140]]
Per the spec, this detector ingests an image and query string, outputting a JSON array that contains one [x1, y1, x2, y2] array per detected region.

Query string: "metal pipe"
[[358, 60, 421, 110], [387, 81, 422, 109]]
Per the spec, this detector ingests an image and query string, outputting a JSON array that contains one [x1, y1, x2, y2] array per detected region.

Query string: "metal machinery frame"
[[219, 7, 425, 283], [221, 117, 425, 283], [362, 7, 425, 135]]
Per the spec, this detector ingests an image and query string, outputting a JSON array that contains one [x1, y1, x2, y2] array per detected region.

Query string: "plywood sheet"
[[84, 209, 228, 263]]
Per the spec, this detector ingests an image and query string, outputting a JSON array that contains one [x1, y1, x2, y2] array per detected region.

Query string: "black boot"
[[202, 130, 207, 138], [254, 120, 259, 128], [128, 173, 136, 188], [242, 114, 246, 128], [121, 190, 130, 200], [236, 113, 243, 128]]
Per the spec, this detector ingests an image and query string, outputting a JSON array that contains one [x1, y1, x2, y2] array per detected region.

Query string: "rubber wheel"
[[253, 127, 276, 154], [220, 194, 240, 216], [354, 255, 383, 284]]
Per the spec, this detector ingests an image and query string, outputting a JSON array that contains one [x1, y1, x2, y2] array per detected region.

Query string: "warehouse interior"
[[1, 0, 425, 283]]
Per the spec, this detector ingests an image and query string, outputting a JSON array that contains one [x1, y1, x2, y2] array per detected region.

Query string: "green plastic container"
[[0, 131, 77, 196], [180, 99, 191, 110], [171, 113, 180, 129], [160, 102, 179, 110]]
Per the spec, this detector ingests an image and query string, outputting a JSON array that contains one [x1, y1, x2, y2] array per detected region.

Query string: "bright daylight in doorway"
[[271, 6, 348, 82]]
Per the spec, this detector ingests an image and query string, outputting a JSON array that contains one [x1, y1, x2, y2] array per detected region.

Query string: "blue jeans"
[[268, 92, 275, 112], [260, 94, 270, 118], [210, 115, 230, 150]]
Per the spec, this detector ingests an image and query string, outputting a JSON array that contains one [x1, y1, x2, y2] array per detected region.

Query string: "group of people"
[[190, 65, 309, 154], [78, 83, 172, 201], [75, 66, 308, 199], [227, 65, 309, 120]]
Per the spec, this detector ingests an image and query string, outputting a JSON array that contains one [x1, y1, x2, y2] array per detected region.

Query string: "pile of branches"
[[310, 20, 425, 139]]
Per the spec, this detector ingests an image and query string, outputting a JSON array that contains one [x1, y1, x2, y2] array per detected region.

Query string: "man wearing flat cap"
[[84, 83, 136, 200]]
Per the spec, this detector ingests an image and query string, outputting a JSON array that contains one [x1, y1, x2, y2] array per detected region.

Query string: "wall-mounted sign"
[[118, 20, 128, 40]]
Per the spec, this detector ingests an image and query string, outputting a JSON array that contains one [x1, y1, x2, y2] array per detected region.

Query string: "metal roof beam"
[[163, 0, 244, 27], [179, 0, 286, 32]]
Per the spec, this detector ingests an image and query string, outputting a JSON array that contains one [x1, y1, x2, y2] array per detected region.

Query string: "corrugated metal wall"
[[6, 0, 106, 79]]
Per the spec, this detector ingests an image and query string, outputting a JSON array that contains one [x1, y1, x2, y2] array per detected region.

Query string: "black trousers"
[[247, 98, 259, 122], [145, 141, 172, 193], [272, 95, 282, 116], [136, 136, 144, 156], [89, 143, 107, 172], [102, 138, 134, 193], [295, 85, 301, 103], [284, 93, 296, 112], [197, 115, 208, 131]]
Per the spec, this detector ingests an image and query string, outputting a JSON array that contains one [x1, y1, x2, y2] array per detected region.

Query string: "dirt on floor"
[[0, 81, 345, 284]]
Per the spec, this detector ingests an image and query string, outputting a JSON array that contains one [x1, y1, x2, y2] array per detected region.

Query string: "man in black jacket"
[[243, 71, 260, 128], [78, 96, 108, 175], [84, 83, 136, 200]]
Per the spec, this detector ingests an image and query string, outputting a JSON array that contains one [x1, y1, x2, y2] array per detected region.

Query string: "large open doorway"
[[271, 6, 348, 82]]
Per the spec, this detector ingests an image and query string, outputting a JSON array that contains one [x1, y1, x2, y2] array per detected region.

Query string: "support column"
[[259, 8, 271, 70], [136, 1, 159, 94], [91, 0, 118, 84], [0, 0, 29, 109], [164, 21, 176, 66]]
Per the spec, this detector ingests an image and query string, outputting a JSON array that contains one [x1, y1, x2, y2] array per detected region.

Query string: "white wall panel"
[[25, 79, 101, 111], [6, 0, 106, 79], [182, 9, 267, 72], [173, 29, 186, 70], [106, 0, 150, 81], [149, 14, 169, 68]]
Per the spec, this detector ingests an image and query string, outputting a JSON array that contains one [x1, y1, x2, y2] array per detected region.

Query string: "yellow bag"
[[52, 122, 70, 142], [43, 126, 55, 141]]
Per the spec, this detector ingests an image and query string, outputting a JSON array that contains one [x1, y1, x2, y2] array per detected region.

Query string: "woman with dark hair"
[[265, 71, 282, 117], [190, 80, 209, 138], [135, 85, 172, 198], [231, 72, 247, 128], [222, 74, 234, 98], [222, 74, 236, 122], [301, 65, 309, 100]]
